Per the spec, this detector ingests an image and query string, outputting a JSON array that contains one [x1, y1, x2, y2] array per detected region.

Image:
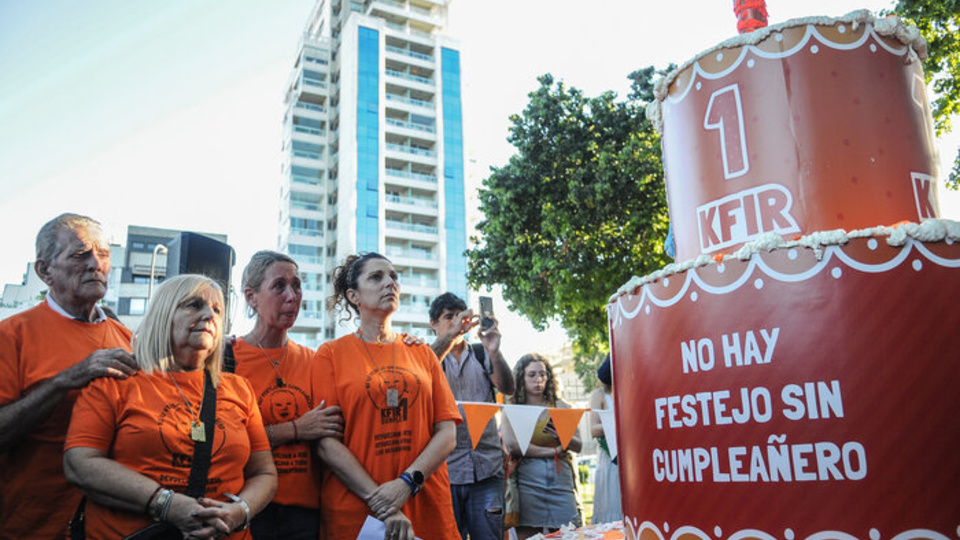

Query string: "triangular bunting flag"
[[501, 404, 545, 456], [596, 409, 618, 460], [548, 408, 586, 450], [460, 403, 500, 449]]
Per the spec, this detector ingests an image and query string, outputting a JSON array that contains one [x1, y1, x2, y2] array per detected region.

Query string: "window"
[[129, 298, 147, 315]]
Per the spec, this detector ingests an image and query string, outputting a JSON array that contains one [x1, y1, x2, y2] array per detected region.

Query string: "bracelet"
[[150, 489, 174, 522], [144, 485, 164, 514], [291, 420, 299, 442], [224, 492, 250, 531]]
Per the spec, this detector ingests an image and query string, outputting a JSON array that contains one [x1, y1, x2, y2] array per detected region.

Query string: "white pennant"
[[596, 409, 618, 461], [501, 404, 545, 456]]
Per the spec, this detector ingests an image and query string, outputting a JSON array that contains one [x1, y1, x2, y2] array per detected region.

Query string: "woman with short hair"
[[503, 353, 583, 540], [232, 250, 343, 540], [313, 252, 461, 540], [64, 275, 277, 539]]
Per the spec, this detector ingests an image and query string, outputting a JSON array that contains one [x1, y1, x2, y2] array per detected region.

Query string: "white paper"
[[356, 515, 423, 540]]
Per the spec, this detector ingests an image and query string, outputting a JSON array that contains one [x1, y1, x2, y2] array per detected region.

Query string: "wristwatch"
[[399, 470, 425, 496]]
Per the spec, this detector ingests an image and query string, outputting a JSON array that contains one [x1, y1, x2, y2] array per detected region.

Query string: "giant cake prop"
[[608, 11, 960, 540]]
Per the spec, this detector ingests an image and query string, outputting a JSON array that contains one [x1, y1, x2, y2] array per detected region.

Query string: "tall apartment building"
[[279, 0, 467, 348]]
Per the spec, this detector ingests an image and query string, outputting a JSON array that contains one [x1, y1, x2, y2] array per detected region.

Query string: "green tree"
[[467, 70, 670, 356], [892, 0, 960, 188]]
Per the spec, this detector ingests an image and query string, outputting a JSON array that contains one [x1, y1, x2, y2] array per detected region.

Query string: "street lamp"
[[149, 244, 168, 301]]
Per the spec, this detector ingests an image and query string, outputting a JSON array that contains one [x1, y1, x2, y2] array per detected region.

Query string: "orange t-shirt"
[[0, 302, 132, 540], [311, 335, 461, 540], [232, 338, 320, 508], [65, 370, 270, 540]]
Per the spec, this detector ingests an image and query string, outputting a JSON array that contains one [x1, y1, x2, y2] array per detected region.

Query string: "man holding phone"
[[429, 292, 515, 540]]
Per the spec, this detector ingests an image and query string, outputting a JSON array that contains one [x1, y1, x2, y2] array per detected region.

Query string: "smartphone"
[[479, 296, 494, 330]]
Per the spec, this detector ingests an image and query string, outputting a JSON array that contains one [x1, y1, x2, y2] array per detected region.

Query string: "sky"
[[1, 0, 957, 362]]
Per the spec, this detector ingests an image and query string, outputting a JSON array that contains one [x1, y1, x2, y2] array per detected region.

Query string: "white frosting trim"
[[646, 11, 928, 133], [610, 219, 960, 302]]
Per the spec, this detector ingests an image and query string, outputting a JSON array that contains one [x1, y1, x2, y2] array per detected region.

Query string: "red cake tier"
[[607, 222, 960, 540], [651, 12, 939, 260]]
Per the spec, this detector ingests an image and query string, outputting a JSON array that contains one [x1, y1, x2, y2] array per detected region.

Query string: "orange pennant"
[[548, 408, 586, 450], [460, 403, 501, 449]]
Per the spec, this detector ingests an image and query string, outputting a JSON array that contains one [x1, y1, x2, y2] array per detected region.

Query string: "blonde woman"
[[65, 275, 277, 539]]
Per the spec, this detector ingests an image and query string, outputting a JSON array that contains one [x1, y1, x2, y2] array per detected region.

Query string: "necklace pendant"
[[386, 389, 399, 407], [276, 377, 285, 388], [190, 420, 206, 442]]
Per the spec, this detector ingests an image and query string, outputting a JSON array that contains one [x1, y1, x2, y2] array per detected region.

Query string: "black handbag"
[[69, 370, 218, 540]]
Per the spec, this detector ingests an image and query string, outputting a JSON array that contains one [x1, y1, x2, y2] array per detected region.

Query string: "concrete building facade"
[[114, 226, 228, 331]]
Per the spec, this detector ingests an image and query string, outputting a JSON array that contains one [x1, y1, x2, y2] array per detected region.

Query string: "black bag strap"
[[470, 342, 491, 373], [68, 498, 85, 540], [185, 369, 217, 498], [222, 342, 236, 374]]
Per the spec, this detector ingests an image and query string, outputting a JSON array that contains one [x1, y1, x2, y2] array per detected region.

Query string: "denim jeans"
[[450, 473, 505, 540], [249, 502, 319, 540]]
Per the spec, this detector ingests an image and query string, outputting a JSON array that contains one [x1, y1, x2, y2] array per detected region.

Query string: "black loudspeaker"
[[165, 232, 236, 329]]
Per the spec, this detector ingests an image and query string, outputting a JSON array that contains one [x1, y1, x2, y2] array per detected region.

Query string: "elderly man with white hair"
[[0, 213, 137, 540]]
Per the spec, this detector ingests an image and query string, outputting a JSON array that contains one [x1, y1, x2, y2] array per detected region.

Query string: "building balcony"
[[291, 254, 324, 266], [385, 220, 438, 236], [290, 150, 325, 167], [299, 76, 329, 98], [292, 316, 323, 331], [303, 54, 330, 68], [385, 69, 433, 88], [287, 181, 323, 198], [290, 175, 322, 188], [400, 276, 440, 289], [385, 93, 434, 111], [385, 168, 437, 184], [292, 124, 327, 137], [385, 246, 435, 260], [397, 303, 431, 316], [385, 194, 438, 217], [385, 117, 435, 136], [295, 102, 328, 115], [289, 227, 323, 238], [388, 253, 440, 270], [289, 200, 322, 213], [302, 76, 329, 90], [385, 45, 434, 64], [385, 193, 437, 209], [385, 143, 436, 158]]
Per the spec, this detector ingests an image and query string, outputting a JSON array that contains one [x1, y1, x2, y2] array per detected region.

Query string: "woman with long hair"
[[313, 253, 461, 540], [503, 353, 582, 539], [233, 250, 344, 539], [64, 275, 277, 539]]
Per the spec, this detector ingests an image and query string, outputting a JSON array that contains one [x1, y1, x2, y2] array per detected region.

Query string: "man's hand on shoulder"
[[55, 348, 138, 389]]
